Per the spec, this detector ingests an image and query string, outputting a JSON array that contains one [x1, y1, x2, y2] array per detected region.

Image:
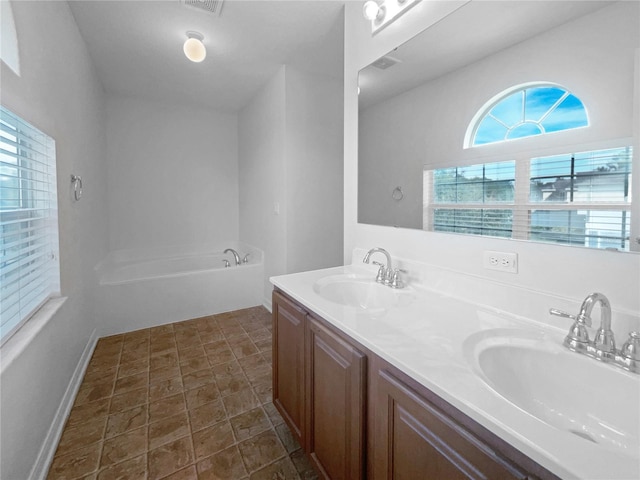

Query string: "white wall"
[[285, 66, 344, 275], [345, 2, 640, 319], [239, 67, 288, 303], [0, 2, 108, 479], [105, 95, 239, 252], [239, 64, 344, 306]]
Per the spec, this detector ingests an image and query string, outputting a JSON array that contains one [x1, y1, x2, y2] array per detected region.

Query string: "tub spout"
[[224, 248, 241, 266]]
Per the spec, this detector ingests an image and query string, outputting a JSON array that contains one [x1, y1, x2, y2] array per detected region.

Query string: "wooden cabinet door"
[[306, 315, 366, 480], [272, 290, 306, 446], [373, 365, 529, 480]]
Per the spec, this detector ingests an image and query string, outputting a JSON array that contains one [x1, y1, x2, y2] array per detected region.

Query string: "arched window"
[[465, 83, 588, 148]]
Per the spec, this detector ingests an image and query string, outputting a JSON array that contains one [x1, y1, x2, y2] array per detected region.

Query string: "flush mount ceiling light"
[[363, 0, 421, 35], [183, 31, 206, 63]]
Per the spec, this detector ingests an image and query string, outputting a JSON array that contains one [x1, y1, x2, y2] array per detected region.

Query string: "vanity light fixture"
[[363, 0, 384, 21], [363, 0, 421, 35], [183, 31, 206, 62]]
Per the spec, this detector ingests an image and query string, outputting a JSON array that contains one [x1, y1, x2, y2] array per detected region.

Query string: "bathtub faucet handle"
[[222, 259, 231, 268], [242, 253, 250, 264]]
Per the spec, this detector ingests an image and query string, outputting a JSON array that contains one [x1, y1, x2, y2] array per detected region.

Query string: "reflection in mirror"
[[358, 1, 639, 252]]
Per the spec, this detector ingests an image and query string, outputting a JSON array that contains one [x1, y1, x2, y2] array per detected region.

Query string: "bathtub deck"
[[46, 306, 317, 479]]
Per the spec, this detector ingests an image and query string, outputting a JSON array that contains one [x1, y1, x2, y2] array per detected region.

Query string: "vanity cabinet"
[[273, 289, 559, 480], [272, 290, 367, 479], [272, 290, 306, 445], [306, 314, 366, 480], [370, 356, 534, 480]]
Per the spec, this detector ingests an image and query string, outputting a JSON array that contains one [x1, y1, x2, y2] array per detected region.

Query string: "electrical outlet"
[[483, 251, 518, 273]]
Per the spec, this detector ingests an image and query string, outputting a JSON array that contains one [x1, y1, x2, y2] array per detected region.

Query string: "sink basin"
[[465, 330, 640, 457], [313, 274, 413, 312]]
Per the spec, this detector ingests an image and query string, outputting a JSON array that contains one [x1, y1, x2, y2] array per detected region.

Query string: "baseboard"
[[29, 328, 99, 480], [262, 297, 272, 313]]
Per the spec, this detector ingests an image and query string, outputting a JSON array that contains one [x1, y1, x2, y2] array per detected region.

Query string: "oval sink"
[[313, 274, 413, 312], [465, 330, 640, 457]]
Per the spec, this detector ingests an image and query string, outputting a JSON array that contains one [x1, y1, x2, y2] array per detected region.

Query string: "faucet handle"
[[390, 268, 407, 289], [594, 327, 616, 356], [222, 259, 231, 268], [549, 308, 592, 327], [550, 308, 590, 350], [621, 332, 640, 361], [375, 264, 386, 283], [242, 253, 250, 264], [549, 308, 577, 321]]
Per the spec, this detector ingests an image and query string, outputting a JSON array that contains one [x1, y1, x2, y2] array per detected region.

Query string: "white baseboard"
[[29, 328, 99, 480], [262, 297, 272, 313]]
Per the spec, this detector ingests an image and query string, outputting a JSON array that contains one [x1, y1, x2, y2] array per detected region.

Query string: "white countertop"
[[271, 263, 640, 480]]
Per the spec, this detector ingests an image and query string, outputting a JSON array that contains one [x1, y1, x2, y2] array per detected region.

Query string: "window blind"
[[425, 147, 632, 251], [0, 106, 60, 345]]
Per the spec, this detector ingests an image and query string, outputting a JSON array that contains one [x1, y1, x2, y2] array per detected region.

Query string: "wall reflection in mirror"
[[358, 0, 639, 253]]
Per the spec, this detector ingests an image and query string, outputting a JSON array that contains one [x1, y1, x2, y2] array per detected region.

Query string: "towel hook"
[[392, 186, 403, 201], [70, 174, 83, 201]]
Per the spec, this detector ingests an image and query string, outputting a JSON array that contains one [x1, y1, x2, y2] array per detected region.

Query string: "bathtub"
[[94, 243, 264, 335]]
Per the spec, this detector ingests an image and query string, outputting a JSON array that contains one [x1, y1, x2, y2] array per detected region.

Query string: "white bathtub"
[[94, 243, 264, 335]]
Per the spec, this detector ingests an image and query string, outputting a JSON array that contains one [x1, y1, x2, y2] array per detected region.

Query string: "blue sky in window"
[[473, 86, 588, 146]]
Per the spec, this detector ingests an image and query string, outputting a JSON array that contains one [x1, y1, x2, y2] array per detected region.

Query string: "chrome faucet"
[[550, 292, 639, 374], [363, 247, 394, 286], [224, 248, 241, 266]]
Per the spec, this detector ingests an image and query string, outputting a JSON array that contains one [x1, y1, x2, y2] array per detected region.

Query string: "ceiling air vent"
[[181, 0, 224, 16], [371, 55, 401, 70]]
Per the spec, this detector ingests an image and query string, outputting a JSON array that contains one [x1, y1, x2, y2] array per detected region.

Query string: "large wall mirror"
[[358, 1, 640, 253]]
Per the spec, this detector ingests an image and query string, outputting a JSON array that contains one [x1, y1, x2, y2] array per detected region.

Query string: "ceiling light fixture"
[[183, 31, 206, 63]]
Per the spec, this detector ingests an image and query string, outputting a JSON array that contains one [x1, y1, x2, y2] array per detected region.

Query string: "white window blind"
[[0, 106, 60, 345], [425, 147, 633, 251]]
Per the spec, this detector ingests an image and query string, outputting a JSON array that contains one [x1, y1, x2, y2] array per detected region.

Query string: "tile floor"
[[47, 306, 318, 480]]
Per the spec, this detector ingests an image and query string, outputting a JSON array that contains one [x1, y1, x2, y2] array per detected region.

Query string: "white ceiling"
[[69, 0, 345, 112], [358, 1, 615, 109]]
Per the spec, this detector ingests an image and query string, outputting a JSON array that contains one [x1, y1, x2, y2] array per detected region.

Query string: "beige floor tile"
[[110, 387, 148, 413], [149, 366, 181, 385], [114, 372, 149, 396], [249, 456, 300, 480], [188, 399, 227, 432], [183, 383, 220, 410], [56, 416, 107, 456], [48, 442, 102, 480], [222, 387, 261, 418], [179, 357, 210, 376], [100, 425, 147, 468], [181, 369, 215, 391], [160, 465, 198, 479], [49, 307, 314, 480], [230, 407, 271, 442], [196, 445, 248, 480], [149, 377, 184, 401], [148, 436, 194, 480], [97, 453, 147, 480], [192, 421, 235, 461], [148, 393, 186, 423], [237, 430, 286, 473], [150, 351, 179, 370], [106, 405, 148, 438], [148, 411, 190, 450], [66, 398, 111, 429]]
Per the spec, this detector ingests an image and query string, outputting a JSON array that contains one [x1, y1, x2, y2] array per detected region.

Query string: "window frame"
[[424, 139, 634, 251], [0, 106, 61, 346], [463, 82, 589, 149]]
